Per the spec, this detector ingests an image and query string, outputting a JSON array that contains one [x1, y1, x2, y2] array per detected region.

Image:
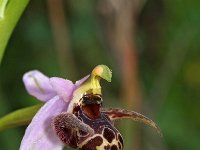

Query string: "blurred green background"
[[0, 0, 200, 150]]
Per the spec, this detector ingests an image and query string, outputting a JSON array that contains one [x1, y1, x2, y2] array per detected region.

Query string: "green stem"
[[0, 103, 43, 131], [0, 0, 30, 64]]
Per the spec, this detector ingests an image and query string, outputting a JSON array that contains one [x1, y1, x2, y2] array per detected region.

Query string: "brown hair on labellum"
[[52, 113, 78, 148]]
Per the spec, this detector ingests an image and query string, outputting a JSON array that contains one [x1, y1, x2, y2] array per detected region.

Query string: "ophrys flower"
[[20, 65, 161, 150]]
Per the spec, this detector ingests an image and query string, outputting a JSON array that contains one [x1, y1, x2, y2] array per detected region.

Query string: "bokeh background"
[[0, 0, 200, 149]]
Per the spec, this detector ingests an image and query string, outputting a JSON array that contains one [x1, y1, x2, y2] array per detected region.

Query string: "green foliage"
[[0, 0, 30, 63], [0, 104, 42, 131]]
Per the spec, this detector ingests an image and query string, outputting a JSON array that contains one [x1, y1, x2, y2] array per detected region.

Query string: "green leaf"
[[0, 0, 8, 19], [0, 103, 43, 131], [0, 0, 30, 64]]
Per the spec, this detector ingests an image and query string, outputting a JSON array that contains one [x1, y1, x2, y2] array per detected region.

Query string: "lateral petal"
[[50, 77, 75, 103], [75, 74, 90, 87]]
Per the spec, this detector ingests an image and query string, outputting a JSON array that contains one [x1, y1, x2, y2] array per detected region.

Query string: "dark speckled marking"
[[79, 130, 88, 137], [118, 142, 121, 150], [81, 136, 103, 150], [103, 127, 115, 143], [111, 145, 118, 150], [118, 134, 123, 146], [104, 145, 111, 150]]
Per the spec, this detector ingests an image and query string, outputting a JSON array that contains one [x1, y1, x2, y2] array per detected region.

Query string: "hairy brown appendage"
[[52, 113, 94, 134], [52, 113, 95, 148], [101, 108, 162, 137]]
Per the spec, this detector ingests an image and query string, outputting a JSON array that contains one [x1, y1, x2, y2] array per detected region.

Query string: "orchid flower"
[[20, 65, 161, 150], [20, 65, 111, 150]]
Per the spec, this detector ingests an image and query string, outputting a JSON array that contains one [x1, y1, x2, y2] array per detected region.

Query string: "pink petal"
[[75, 74, 90, 87], [23, 70, 57, 102], [20, 96, 66, 150], [50, 77, 75, 103]]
